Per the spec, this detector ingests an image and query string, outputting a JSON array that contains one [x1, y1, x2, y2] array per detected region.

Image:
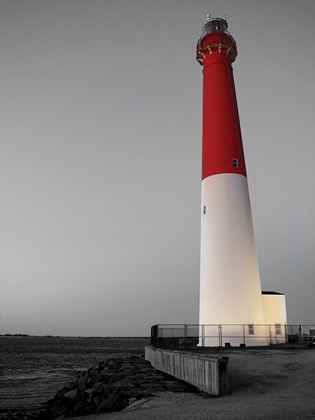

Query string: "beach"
[[1, 341, 315, 419], [81, 348, 315, 420]]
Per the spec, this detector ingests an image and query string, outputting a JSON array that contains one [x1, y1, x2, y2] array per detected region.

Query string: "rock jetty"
[[41, 355, 195, 418]]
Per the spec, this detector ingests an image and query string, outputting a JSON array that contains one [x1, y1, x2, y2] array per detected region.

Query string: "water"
[[0, 336, 150, 413]]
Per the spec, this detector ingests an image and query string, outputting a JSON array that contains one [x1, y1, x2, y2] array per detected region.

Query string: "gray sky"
[[0, 0, 314, 336]]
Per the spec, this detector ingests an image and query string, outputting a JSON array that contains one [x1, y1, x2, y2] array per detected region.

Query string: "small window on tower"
[[248, 324, 255, 335], [232, 158, 238, 168], [275, 324, 282, 335], [203, 205, 206, 215]]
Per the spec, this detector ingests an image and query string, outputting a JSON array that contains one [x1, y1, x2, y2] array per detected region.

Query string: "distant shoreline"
[[0, 334, 150, 339]]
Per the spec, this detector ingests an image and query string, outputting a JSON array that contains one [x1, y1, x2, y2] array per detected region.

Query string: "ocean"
[[0, 336, 150, 413]]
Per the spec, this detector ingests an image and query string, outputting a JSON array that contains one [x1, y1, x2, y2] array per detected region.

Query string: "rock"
[[69, 391, 87, 409], [77, 378, 85, 391], [93, 394, 106, 408], [85, 371, 100, 387], [91, 381, 105, 390], [128, 397, 137, 406], [124, 398, 150, 411], [95, 392, 126, 414], [48, 399, 68, 417], [145, 374, 165, 381], [135, 391, 153, 399], [108, 381, 135, 389], [85, 388, 98, 403], [141, 383, 166, 390], [42, 355, 197, 419], [63, 389, 77, 399], [99, 373, 122, 379], [118, 388, 145, 399], [73, 401, 87, 415], [62, 381, 72, 391]]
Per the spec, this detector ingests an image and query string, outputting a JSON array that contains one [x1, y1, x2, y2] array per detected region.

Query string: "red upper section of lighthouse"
[[197, 17, 247, 180]]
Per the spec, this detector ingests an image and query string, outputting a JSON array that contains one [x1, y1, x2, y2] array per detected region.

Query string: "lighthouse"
[[197, 16, 286, 346]]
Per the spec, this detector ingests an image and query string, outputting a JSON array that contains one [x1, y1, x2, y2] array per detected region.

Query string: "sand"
[[78, 348, 315, 420]]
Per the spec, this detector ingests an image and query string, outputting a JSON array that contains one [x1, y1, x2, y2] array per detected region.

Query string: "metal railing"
[[151, 324, 315, 350]]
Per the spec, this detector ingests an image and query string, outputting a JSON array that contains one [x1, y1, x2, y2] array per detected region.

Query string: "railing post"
[[243, 324, 245, 346], [269, 324, 272, 344], [202, 324, 205, 347], [184, 324, 188, 349], [218, 324, 222, 347], [291, 324, 294, 347]]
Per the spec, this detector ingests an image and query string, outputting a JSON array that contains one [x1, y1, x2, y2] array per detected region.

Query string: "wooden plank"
[[145, 346, 228, 396]]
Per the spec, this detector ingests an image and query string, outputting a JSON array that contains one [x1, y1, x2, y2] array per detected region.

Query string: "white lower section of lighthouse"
[[199, 173, 269, 346]]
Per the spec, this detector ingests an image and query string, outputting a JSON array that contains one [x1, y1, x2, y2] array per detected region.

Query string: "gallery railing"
[[151, 324, 315, 349]]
